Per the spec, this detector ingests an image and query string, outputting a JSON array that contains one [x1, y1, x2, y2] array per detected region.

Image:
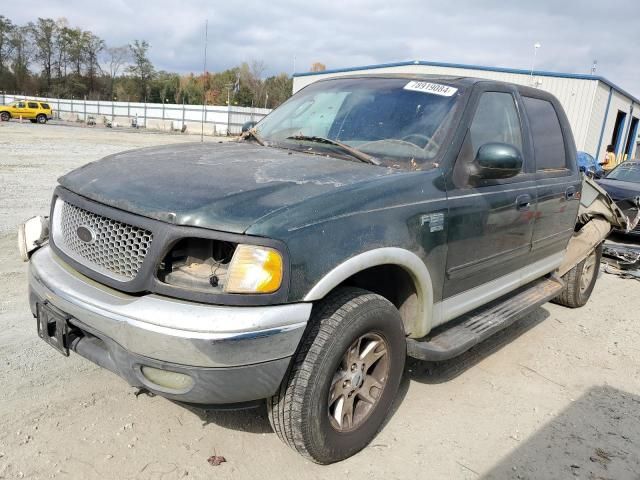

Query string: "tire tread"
[[267, 287, 393, 461]]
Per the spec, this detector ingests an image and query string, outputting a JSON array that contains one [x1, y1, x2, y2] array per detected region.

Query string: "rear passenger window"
[[28, 102, 38, 109], [40, 103, 50, 109], [523, 97, 567, 170]]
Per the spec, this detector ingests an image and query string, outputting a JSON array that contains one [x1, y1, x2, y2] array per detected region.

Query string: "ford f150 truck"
[[20, 75, 633, 464]]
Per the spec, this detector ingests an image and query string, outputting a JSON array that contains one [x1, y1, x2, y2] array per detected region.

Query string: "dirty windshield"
[[255, 77, 462, 170], [606, 162, 640, 183]]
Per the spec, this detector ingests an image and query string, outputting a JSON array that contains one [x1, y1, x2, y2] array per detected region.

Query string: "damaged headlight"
[[158, 238, 283, 294]]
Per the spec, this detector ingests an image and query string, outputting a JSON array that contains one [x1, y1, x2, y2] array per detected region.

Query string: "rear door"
[[443, 84, 537, 299], [521, 94, 581, 260], [27, 102, 40, 119]]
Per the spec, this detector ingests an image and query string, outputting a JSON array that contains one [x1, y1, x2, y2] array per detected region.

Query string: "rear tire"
[[36, 114, 47, 124], [553, 244, 602, 308], [268, 287, 406, 464], [0, 111, 9, 122]]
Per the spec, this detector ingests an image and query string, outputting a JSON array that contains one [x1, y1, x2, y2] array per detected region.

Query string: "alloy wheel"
[[580, 251, 597, 293], [328, 332, 390, 432]]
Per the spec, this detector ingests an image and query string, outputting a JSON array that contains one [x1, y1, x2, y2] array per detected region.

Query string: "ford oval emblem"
[[76, 225, 96, 244]]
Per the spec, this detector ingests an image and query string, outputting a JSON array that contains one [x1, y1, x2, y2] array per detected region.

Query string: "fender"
[[303, 247, 435, 337]]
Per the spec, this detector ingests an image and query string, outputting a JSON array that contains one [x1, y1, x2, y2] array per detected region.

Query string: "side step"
[[407, 276, 564, 361]]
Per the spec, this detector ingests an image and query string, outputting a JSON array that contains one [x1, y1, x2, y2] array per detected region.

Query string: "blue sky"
[[7, 0, 639, 95]]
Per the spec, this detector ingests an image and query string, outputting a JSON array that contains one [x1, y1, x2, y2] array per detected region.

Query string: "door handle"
[[516, 194, 531, 211], [565, 186, 577, 200]]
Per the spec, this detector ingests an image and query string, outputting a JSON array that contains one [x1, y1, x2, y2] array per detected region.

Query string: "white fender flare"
[[303, 248, 434, 337]]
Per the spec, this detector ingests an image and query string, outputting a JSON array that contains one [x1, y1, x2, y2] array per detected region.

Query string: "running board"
[[407, 276, 564, 361]]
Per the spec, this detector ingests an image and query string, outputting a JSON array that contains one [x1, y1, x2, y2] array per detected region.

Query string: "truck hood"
[[596, 178, 640, 203], [59, 142, 398, 233]]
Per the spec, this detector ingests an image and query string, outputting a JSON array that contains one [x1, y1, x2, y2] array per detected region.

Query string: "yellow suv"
[[0, 100, 52, 124]]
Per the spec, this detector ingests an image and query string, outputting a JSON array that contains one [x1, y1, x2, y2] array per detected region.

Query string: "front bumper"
[[28, 246, 312, 404]]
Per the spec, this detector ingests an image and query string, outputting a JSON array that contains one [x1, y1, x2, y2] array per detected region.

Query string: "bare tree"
[[0, 15, 15, 77], [238, 60, 267, 106], [104, 45, 129, 97]]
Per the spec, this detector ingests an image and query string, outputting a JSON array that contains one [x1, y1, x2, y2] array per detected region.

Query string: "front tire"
[[0, 112, 9, 122], [553, 244, 602, 308], [268, 287, 406, 464], [36, 114, 47, 124]]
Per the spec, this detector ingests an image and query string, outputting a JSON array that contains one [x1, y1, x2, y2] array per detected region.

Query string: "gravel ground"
[[1, 122, 639, 480]]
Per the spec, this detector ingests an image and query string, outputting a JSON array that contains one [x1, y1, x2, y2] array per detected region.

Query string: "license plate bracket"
[[36, 303, 70, 356]]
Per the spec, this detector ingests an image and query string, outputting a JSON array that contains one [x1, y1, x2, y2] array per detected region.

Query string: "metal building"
[[293, 60, 640, 163]]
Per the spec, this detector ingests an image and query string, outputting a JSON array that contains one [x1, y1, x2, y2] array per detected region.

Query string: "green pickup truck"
[[21, 75, 628, 463]]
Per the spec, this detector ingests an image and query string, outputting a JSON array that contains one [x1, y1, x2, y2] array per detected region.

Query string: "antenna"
[[201, 19, 209, 143], [591, 59, 598, 75], [530, 42, 541, 84]]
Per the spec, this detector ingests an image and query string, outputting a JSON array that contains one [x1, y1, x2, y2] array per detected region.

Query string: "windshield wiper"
[[240, 128, 266, 146], [286, 135, 380, 165]]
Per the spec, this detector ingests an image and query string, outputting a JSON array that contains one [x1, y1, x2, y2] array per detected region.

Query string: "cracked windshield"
[[255, 77, 462, 170]]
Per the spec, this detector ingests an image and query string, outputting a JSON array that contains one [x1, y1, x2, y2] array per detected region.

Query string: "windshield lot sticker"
[[403, 81, 458, 97]]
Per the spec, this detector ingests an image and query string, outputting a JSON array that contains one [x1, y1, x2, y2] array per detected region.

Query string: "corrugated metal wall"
[[293, 64, 602, 153]]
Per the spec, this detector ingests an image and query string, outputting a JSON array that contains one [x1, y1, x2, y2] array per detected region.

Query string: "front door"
[[443, 87, 536, 305], [13, 101, 28, 118]]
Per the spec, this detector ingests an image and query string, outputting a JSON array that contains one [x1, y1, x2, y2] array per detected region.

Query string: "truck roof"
[[311, 73, 558, 101]]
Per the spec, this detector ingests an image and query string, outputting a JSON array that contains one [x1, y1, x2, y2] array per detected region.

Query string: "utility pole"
[[201, 19, 208, 143], [226, 83, 232, 136]]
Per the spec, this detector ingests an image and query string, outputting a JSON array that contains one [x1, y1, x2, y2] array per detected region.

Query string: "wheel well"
[[337, 264, 419, 334]]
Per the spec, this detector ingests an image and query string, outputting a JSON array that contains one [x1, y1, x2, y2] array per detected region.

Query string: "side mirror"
[[470, 143, 523, 180], [241, 121, 257, 133]]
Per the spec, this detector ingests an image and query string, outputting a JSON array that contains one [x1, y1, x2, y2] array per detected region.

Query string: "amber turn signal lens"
[[225, 245, 283, 294]]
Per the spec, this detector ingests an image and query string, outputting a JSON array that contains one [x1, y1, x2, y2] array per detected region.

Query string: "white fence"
[[0, 93, 272, 135]]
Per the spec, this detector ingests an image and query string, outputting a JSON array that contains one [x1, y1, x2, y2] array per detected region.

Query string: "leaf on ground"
[[207, 455, 226, 466]]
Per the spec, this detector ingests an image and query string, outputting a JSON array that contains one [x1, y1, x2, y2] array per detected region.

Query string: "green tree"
[[31, 17, 57, 92], [9, 25, 33, 92], [263, 73, 293, 108], [53, 20, 72, 93], [149, 71, 180, 103], [127, 40, 154, 100]]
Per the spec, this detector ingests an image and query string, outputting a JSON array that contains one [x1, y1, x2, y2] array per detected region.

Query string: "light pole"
[[226, 83, 233, 136], [530, 42, 541, 86]]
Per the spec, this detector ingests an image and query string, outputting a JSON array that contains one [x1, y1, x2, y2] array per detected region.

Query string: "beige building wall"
[[293, 62, 638, 160]]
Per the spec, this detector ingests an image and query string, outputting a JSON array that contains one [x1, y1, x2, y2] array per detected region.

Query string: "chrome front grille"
[[52, 199, 153, 281]]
